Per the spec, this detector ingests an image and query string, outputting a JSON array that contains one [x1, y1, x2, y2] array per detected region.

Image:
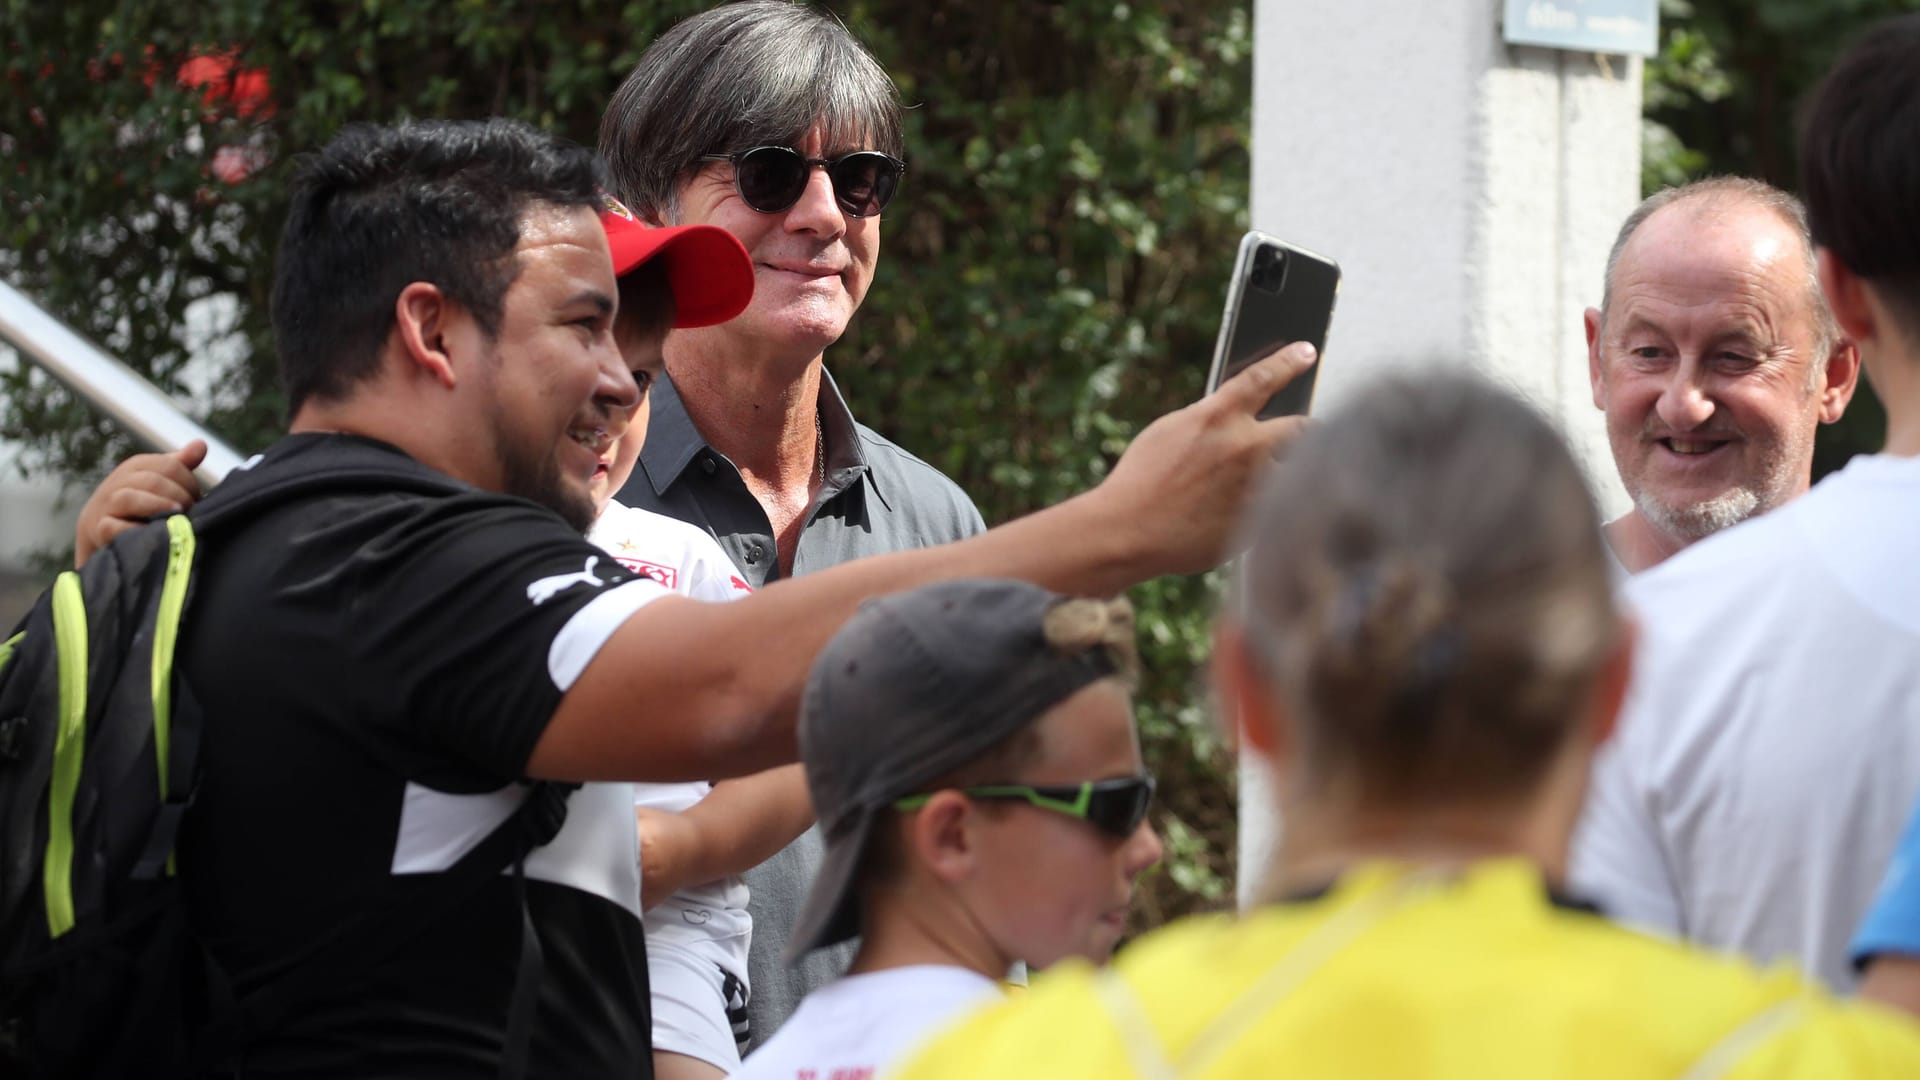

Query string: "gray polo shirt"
[[615, 368, 986, 1041]]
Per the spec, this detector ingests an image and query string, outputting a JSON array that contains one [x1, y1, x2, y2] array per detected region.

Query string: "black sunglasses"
[[894, 775, 1156, 839], [698, 146, 905, 218]]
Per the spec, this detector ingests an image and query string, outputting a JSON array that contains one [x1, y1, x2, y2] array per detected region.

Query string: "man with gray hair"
[[1583, 176, 1859, 573], [595, 0, 987, 1058], [1571, 64, 1920, 986]]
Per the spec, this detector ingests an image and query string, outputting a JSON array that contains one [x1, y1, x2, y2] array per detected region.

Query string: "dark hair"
[[271, 118, 605, 415], [1235, 372, 1619, 808], [1800, 14, 1920, 338], [599, 0, 904, 222]]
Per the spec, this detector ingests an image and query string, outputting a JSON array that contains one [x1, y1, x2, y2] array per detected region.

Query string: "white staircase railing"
[[0, 278, 242, 487]]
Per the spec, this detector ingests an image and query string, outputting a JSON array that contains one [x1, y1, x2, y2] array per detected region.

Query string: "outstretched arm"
[[637, 765, 811, 910], [529, 342, 1317, 784]]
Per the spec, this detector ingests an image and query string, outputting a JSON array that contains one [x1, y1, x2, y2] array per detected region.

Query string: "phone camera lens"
[[1251, 245, 1288, 293]]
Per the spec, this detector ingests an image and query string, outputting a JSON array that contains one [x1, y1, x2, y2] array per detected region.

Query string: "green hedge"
[[2, 0, 1255, 926]]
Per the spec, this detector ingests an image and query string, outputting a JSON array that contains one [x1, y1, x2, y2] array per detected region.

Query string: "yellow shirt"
[[893, 860, 1920, 1079]]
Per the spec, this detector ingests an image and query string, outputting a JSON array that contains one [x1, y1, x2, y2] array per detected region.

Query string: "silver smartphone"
[[1204, 231, 1341, 419]]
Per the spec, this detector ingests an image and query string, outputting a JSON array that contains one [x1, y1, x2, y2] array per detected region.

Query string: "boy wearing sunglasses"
[[729, 579, 1164, 1080]]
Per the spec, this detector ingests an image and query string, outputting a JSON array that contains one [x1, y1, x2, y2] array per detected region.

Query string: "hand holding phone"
[[1205, 232, 1341, 419]]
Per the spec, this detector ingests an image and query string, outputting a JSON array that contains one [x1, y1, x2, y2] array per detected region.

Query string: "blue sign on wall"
[[1503, 0, 1659, 58]]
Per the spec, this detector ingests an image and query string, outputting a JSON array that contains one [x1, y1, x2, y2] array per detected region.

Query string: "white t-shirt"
[[586, 500, 755, 962], [1571, 453, 1920, 990], [730, 965, 1001, 1080]]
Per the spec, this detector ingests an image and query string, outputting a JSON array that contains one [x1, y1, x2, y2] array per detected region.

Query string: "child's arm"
[[637, 764, 813, 910]]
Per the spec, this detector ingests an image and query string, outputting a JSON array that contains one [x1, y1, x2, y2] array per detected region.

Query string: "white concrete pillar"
[[1237, 0, 1642, 908], [0, 437, 81, 626]]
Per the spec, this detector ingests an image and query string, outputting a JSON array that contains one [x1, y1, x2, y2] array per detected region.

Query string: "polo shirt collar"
[[640, 366, 878, 505], [639, 370, 706, 496], [818, 368, 887, 510]]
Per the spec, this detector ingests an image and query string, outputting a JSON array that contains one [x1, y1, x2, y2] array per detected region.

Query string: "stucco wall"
[[1238, 0, 1642, 906]]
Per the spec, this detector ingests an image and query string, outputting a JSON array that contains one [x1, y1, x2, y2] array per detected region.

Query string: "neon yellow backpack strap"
[[44, 571, 88, 938], [150, 516, 197, 876], [151, 515, 196, 808], [0, 629, 22, 675]]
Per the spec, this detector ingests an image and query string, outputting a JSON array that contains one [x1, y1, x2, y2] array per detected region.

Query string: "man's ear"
[[1585, 307, 1607, 411], [1212, 620, 1289, 770], [394, 281, 460, 390], [1818, 337, 1861, 424], [908, 791, 977, 886]]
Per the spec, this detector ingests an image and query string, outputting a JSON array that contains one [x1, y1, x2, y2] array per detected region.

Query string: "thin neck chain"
[[815, 411, 826, 487]]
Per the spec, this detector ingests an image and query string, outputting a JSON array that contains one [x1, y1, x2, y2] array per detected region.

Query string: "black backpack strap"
[[188, 781, 576, 1080], [497, 782, 572, 1080], [131, 667, 203, 883], [500, 860, 545, 1080]]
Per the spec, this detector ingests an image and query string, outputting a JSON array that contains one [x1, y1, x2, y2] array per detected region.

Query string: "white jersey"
[[1571, 452, 1920, 990], [731, 965, 1001, 1080], [586, 500, 755, 965], [591, 499, 751, 603]]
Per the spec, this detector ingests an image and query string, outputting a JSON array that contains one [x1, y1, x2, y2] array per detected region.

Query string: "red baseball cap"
[[600, 193, 754, 329]]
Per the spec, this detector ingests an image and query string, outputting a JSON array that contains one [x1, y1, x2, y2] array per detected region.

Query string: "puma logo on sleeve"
[[527, 556, 609, 606]]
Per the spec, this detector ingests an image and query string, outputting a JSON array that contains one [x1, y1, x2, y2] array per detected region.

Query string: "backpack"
[[0, 514, 206, 1076], [0, 449, 575, 1079]]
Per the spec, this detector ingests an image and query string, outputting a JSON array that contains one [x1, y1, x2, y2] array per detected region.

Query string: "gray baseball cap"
[[786, 578, 1129, 962]]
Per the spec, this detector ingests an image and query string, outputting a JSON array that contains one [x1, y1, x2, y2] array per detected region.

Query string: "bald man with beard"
[[1585, 177, 1859, 574]]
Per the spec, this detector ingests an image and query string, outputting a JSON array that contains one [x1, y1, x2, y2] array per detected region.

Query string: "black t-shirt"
[[179, 434, 670, 1078]]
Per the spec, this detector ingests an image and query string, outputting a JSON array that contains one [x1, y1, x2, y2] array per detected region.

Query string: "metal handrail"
[[0, 278, 243, 487]]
